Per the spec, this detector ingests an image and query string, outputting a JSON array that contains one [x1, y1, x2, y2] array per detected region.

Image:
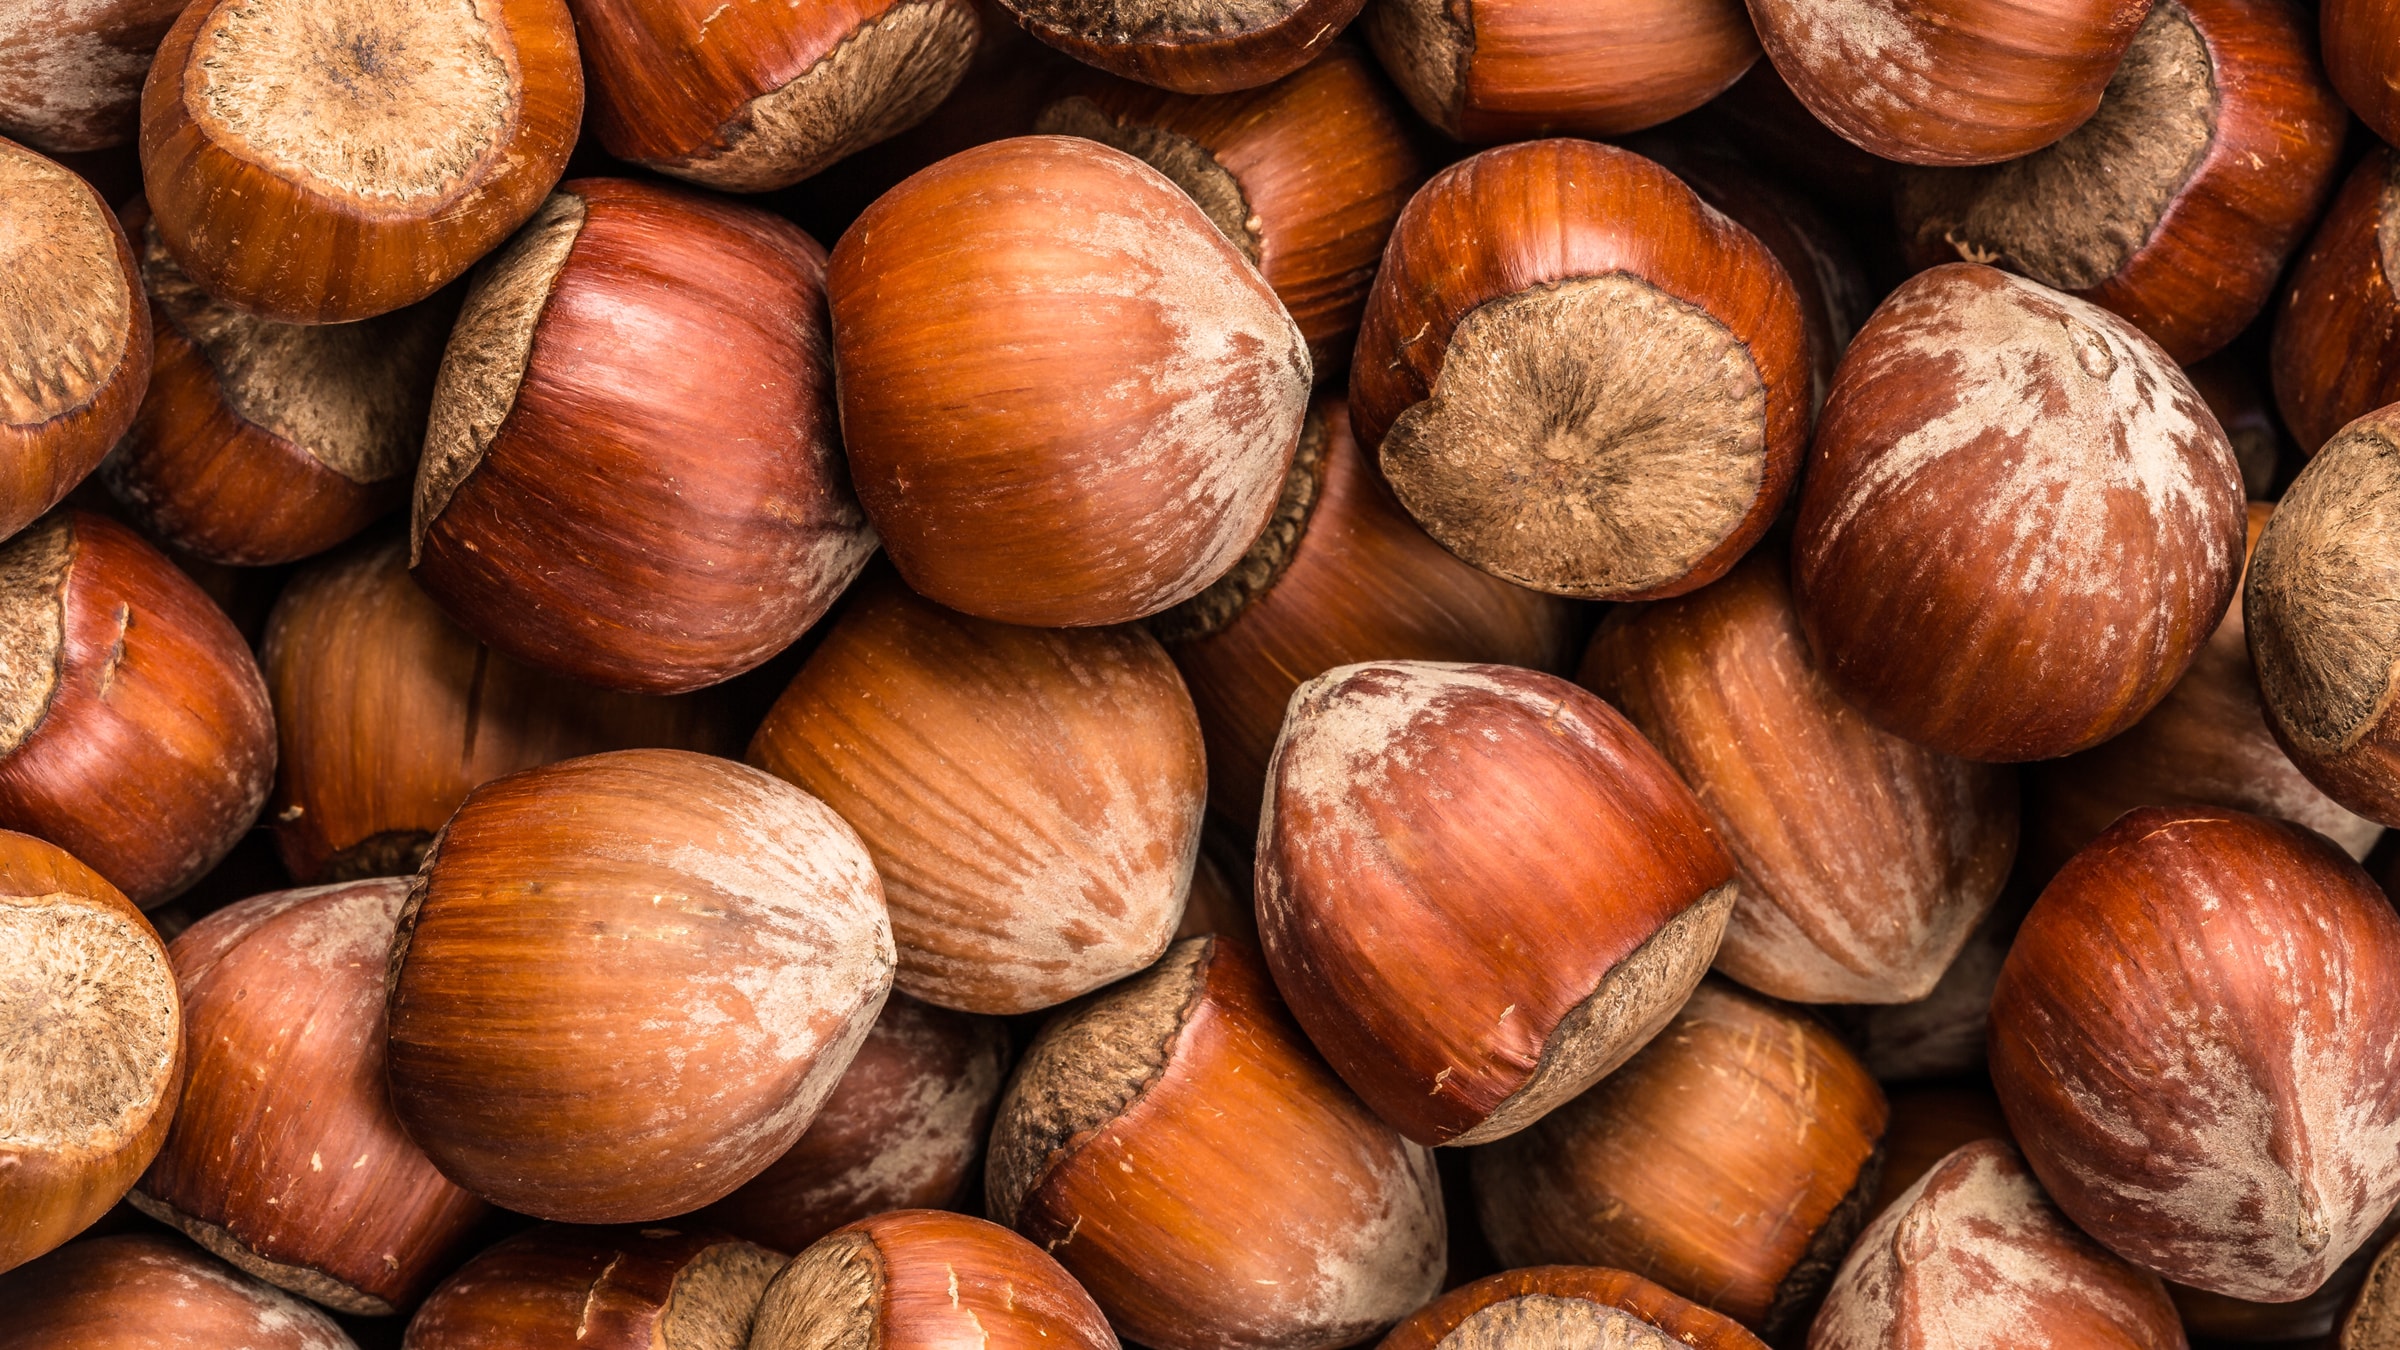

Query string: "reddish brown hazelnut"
[[1380, 1266, 1768, 1350], [1032, 45, 1422, 376], [1582, 550, 2018, 1004], [99, 205, 446, 567], [0, 509, 275, 906], [987, 935, 1446, 1350], [2326, 0, 2400, 151], [1745, 0, 2151, 166], [828, 135, 1311, 626], [128, 880, 487, 1315], [689, 993, 1009, 1252], [1792, 263, 2246, 762], [1870, 1082, 2016, 1217], [573, 0, 980, 192], [2271, 149, 2400, 458], [995, 0, 1360, 93], [0, 0, 184, 152], [0, 833, 179, 1275], [2245, 406, 2400, 825], [747, 574, 1204, 1014], [263, 532, 738, 885], [383, 748, 896, 1223], [0, 1235, 357, 1349], [1257, 660, 1737, 1146], [412, 178, 872, 695], [0, 137, 151, 543], [1472, 980, 1888, 1336], [2187, 346, 2289, 498], [1894, 0, 2345, 365], [1156, 395, 1577, 832], [2029, 502, 2381, 874], [749, 1211, 1117, 1350], [1808, 1140, 2186, 1349], [1990, 806, 2400, 1300], [1348, 139, 1809, 601], [403, 1225, 784, 1349], [1363, 0, 1759, 141], [139, 0, 581, 325]]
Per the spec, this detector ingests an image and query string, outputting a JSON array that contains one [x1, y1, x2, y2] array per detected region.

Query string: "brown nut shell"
[[575, 0, 981, 192], [1363, 0, 1760, 142], [1990, 806, 2400, 1301], [1473, 980, 1887, 1336], [1348, 138, 1809, 602], [828, 135, 1311, 627], [138, 0, 583, 324], [690, 994, 1008, 1252], [748, 574, 1204, 1015], [2272, 148, 2400, 458], [383, 748, 896, 1223], [0, 835, 180, 1275], [1746, 0, 2152, 166], [1792, 263, 2245, 762], [2326, 0, 2400, 151], [0, 1234, 356, 1349], [129, 879, 487, 1315], [1157, 395, 1578, 833], [1808, 1139, 2185, 1349], [986, 935, 1447, 1350], [0, 0, 186, 152], [0, 509, 276, 906], [263, 531, 737, 886], [1582, 549, 2018, 1005], [997, 0, 1363, 94], [403, 1224, 784, 1350], [412, 178, 873, 695], [749, 1210, 1117, 1350], [1377, 1265, 1768, 1350], [1257, 660, 1736, 1146], [1894, 0, 2345, 365], [0, 137, 152, 543]]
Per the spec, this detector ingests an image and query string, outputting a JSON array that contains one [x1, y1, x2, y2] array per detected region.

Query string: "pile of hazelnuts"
[[17, 0, 2400, 1344]]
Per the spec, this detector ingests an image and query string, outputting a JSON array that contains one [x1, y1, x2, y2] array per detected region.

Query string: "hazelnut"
[[1894, 0, 2346, 364], [1348, 139, 1809, 601], [1257, 660, 1736, 1146], [1472, 979, 1889, 1337], [404, 1224, 784, 1349], [1745, 0, 2151, 166], [1792, 263, 2246, 762], [0, 0, 184, 152], [2270, 147, 2400, 457], [1362, 0, 1760, 142], [1155, 396, 1578, 833], [1809, 1140, 2185, 1349], [747, 573, 1204, 1015], [689, 993, 1009, 1253], [128, 879, 487, 1315], [1582, 549, 2018, 1005], [0, 1234, 356, 1348], [262, 532, 738, 886], [1033, 44, 1423, 376], [749, 1210, 1117, 1350], [383, 748, 896, 1223], [412, 178, 873, 695], [2246, 405, 2400, 825], [0, 833, 180, 1275], [1377, 1266, 1768, 1350], [2178, 1207, 2398, 1342], [1990, 806, 2400, 1300], [986, 935, 1447, 1350], [994, 0, 1360, 93], [575, 0, 981, 192], [138, 0, 581, 325], [99, 205, 449, 567], [0, 137, 151, 544], [2029, 501, 2382, 874], [0, 509, 276, 906], [827, 135, 1311, 626], [2325, 0, 2400, 150]]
